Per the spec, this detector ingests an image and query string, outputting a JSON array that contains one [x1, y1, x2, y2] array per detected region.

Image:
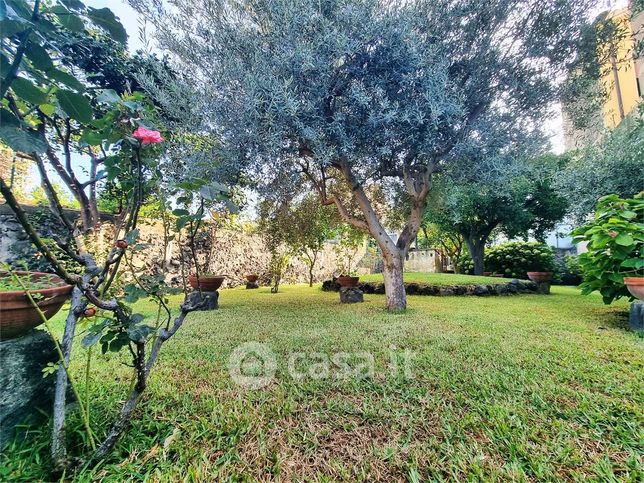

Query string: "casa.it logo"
[[227, 342, 277, 389]]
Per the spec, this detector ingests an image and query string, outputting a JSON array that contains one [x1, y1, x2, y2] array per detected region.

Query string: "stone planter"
[[527, 271, 553, 282], [527, 272, 552, 294], [624, 277, 644, 300], [188, 274, 225, 292], [246, 274, 259, 283], [0, 272, 73, 340], [337, 276, 360, 288]]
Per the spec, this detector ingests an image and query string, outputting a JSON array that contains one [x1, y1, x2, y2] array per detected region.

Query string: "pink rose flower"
[[133, 126, 164, 145]]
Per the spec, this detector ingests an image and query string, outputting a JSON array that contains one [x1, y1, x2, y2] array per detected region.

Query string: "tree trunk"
[[465, 237, 486, 275], [381, 248, 406, 311], [51, 287, 85, 468]]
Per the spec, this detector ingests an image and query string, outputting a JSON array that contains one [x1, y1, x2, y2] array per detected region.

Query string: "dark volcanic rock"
[[474, 285, 489, 296], [340, 287, 364, 304], [1, 329, 57, 449], [186, 290, 219, 310]]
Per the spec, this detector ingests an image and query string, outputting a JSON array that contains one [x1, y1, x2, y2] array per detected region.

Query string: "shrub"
[[456, 251, 474, 275], [485, 242, 556, 279], [572, 193, 644, 304], [554, 255, 583, 286]]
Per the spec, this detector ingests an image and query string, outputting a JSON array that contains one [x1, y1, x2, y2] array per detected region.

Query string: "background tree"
[[426, 153, 568, 275], [133, 0, 596, 310], [334, 223, 366, 276], [557, 105, 644, 220], [257, 199, 292, 293], [562, 5, 643, 133], [288, 195, 339, 287], [418, 218, 465, 273]]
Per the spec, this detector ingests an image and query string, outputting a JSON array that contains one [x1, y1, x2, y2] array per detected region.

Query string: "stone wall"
[[404, 249, 444, 273], [0, 204, 368, 287]]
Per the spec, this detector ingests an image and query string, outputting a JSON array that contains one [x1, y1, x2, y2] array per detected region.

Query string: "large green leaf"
[[0, 107, 19, 126], [79, 129, 104, 146], [25, 41, 53, 71], [57, 12, 84, 32], [38, 103, 55, 116], [0, 18, 28, 37], [615, 233, 634, 247], [49, 5, 84, 32], [5, 0, 32, 20], [46, 68, 85, 92], [10, 77, 47, 104], [87, 7, 127, 43], [96, 88, 120, 105], [55, 89, 93, 123], [0, 124, 47, 153]]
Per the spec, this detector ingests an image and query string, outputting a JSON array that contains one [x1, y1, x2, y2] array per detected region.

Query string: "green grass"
[[360, 272, 520, 285], [2, 283, 643, 481]]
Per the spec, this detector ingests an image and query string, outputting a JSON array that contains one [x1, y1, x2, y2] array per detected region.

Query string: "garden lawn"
[[360, 272, 524, 285], [2, 284, 643, 481]]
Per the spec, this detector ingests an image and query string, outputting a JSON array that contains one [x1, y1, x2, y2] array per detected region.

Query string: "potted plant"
[[188, 273, 226, 292], [337, 274, 360, 288], [176, 195, 229, 294], [246, 274, 259, 283], [526, 271, 553, 282], [0, 271, 73, 340], [334, 225, 365, 289], [624, 277, 644, 300]]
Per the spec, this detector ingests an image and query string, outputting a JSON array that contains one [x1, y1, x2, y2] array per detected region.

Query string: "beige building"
[[563, 7, 643, 150]]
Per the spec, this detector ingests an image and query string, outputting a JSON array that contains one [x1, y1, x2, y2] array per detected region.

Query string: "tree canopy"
[[133, 0, 598, 310]]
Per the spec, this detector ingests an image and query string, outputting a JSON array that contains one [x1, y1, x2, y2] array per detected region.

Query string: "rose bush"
[[133, 126, 164, 145]]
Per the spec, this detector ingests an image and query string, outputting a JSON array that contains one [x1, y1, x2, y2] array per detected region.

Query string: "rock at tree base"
[[246, 282, 259, 289], [340, 287, 364, 304], [630, 302, 644, 332], [1, 329, 57, 450], [186, 290, 219, 310]]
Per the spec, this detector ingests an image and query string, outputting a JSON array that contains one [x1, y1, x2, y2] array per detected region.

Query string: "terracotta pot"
[[337, 276, 360, 288], [188, 274, 225, 292], [246, 274, 259, 283], [624, 277, 644, 300], [0, 272, 73, 340], [527, 271, 553, 282]]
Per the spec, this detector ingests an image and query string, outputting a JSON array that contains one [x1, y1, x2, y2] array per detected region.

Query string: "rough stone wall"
[[122, 220, 367, 288], [0, 206, 367, 287]]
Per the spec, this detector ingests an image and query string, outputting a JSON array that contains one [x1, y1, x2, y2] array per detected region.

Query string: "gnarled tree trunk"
[[304, 159, 432, 311], [382, 248, 406, 311], [465, 237, 486, 275]]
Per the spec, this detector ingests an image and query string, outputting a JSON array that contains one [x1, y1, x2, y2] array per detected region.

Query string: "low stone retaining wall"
[[321, 278, 539, 296]]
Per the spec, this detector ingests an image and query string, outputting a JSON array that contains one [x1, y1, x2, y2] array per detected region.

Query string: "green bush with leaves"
[[572, 193, 644, 304], [554, 255, 583, 286], [484, 241, 556, 279]]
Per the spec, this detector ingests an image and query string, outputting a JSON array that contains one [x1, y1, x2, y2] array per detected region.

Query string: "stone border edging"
[[321, 278, 539, 296]]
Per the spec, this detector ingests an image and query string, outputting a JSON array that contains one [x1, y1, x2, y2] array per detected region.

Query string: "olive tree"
[[132, 0, 597, 310], [426, 152, 569, 275]]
